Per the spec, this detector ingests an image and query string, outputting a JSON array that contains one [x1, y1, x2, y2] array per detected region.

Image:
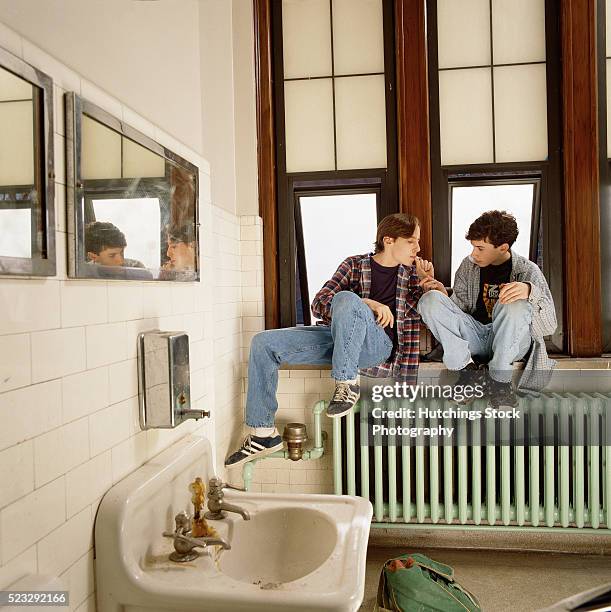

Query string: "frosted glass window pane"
[[0, 101, 34, 186], [451, 184, 534, 282], [492, 0, 546, 64], [607, 59, 611, 157], [332, 0, 384, 75], [494, 64, 548, 162], [300, 193, 377, 314], [0, 209, 31, 258], [122, 138, 166, 179], [437, 0, 490, 69], [82, 115, 122, 180], [92, 198, 161, 269], [439, 68, 493, 165], [284, 79, 335, 172], [282, 0, 332, 78], [335, 75, 387, 170], [0, 68, 33, 101]]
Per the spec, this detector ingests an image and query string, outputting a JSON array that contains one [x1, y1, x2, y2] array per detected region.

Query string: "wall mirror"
[[65, 93, 199, 281], [0, 45, 55, 276]]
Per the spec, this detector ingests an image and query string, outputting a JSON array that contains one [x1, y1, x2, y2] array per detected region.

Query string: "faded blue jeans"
[[245, 291, 393, 427], [417, 290, 532, 383]]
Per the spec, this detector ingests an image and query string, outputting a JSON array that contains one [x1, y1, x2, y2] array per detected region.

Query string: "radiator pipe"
[[241, 400, 326, 491]]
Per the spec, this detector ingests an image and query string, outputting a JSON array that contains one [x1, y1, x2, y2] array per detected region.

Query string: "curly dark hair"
[[466, 210, 518, 248], [84, 221, 126, 254]]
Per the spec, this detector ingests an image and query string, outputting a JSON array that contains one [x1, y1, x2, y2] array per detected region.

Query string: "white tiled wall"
[[0, 29, 243, 611], [233, 216, 336, 494]]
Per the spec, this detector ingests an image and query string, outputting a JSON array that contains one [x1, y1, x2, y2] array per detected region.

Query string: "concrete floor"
[[360, 546, 611, 611]]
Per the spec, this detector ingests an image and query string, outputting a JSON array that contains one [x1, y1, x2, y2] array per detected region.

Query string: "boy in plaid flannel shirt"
[[226, 213, 433, 467]]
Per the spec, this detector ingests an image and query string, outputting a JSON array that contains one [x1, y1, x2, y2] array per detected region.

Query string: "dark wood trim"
[[597, 0, 611, 351], [254, 0, 279, 329], [395, 0, 432, 260], [561, 0, 602, 355]]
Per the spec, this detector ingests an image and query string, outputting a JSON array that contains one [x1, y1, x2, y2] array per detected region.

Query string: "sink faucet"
[[204, 477, 251, 521], [163, 512, 230, 562]]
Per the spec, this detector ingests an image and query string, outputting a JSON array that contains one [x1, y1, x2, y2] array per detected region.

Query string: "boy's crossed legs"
[[225, 291, 393, 467]]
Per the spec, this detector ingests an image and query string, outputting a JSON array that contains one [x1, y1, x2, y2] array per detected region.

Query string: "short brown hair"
[[374, 213, 419, 253], [466, 210, 518, 248]]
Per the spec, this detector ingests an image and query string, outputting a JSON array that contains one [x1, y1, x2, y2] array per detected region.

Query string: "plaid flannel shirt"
[[311, 253, 423, 379]]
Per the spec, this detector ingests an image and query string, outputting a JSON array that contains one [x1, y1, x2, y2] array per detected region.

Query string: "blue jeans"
[[417, 290, 532, 383], [245, 291, 393, 427]]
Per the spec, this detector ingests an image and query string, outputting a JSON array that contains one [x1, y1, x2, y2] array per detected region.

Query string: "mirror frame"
[[0, 45, 56, 276], [65, 92, 200, 281]]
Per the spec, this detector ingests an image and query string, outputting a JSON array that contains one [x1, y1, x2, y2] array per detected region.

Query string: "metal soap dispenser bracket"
[[137, 330, 210, 429]]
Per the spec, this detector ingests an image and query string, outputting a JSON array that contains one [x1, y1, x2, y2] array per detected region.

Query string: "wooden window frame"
[[270, 0, 399, 329], [254, 0, 603, 356]]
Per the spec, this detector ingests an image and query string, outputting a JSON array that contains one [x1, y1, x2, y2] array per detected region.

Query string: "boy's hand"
[[415, 257, 434, 279], [419, 277, 448, 296], [499, 282, 530, 303], [362, 298, 394, 328]]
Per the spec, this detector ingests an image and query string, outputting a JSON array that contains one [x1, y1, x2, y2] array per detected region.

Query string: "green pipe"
[[374, 442, 383, 521], [501, 419, 510, 526], [606, 445, 611, 528], [241, 400, 327, 491], [369, 522, 608, 534], [388, 408, 397, 522], [402, 443, 411, 523], [444, 411, 453, 525], [333, 413, 342, 495], [346, 408, 356, 496], [575, 396, 585, 528], [361, 414, 370, 500], [589, 398, 600, 530], [370, 501, 605, 526], [545, 397, 555, 528]]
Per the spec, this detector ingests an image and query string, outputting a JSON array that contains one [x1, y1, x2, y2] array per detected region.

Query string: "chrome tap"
[[163, 511, 230, 562], [204, 477, 251, 521]]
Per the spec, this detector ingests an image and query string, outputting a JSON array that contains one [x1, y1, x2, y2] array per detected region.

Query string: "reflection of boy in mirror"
[[85, 221, 126, 266], [165, 223, 196, 271], [85, 221, 145, 268]]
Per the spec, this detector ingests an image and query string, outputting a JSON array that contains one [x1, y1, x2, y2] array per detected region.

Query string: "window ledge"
[[278, 356, 611, 372]]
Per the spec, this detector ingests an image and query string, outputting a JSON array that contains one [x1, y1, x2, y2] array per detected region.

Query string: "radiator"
[[332, 393, 611, 530]]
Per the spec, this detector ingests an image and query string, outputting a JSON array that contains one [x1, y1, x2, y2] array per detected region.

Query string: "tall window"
[[273, 0, 398, 327], [428, 0, 563, 351], [601, 0, 611, 350]]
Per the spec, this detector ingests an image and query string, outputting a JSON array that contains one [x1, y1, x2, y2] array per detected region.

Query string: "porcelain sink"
[[95, 435, 373, 612]]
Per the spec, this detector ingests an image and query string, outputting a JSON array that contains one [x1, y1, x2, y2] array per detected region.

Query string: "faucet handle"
[[208, 476, 245, 493]]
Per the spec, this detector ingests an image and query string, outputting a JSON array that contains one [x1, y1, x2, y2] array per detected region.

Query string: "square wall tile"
[[0, 334, 30, 393]]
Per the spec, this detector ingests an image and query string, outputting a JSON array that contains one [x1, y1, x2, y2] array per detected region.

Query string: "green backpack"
[[374, 553, 482, 612]]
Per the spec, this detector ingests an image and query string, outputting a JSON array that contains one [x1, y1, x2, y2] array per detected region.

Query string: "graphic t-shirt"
[[369, 258, 399, 349], [473, 255, 512, 324]]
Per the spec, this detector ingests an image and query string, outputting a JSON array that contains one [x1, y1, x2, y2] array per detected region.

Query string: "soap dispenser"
[[137, 330, 210, 429]]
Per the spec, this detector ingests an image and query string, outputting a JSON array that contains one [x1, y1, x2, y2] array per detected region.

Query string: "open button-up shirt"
[[311, 253, 423, 380]]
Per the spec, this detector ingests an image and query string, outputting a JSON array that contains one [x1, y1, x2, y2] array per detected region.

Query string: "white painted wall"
[[0, 12, 245, 611], [0, 0, 203, 154]]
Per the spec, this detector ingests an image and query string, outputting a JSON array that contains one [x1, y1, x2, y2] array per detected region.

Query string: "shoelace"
[[240, 434, 253, 453], [333, 382, 353, 403]]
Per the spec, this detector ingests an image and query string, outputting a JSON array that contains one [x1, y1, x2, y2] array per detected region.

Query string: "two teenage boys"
[[226, 211, 557, 467]]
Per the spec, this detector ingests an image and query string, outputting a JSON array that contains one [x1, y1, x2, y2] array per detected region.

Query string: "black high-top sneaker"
[[454, 362, 486, 405], [326, 380, 360, 418], [488, 377, 519, 409]]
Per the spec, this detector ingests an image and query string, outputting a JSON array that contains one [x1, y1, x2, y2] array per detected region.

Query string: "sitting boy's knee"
[[331, 290, 360, 311], [493, 299, 532, 318], [417, 289, 447, 315]]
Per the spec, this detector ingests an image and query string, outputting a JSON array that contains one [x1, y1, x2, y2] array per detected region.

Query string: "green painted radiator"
[[332, 393, 611, 530]]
